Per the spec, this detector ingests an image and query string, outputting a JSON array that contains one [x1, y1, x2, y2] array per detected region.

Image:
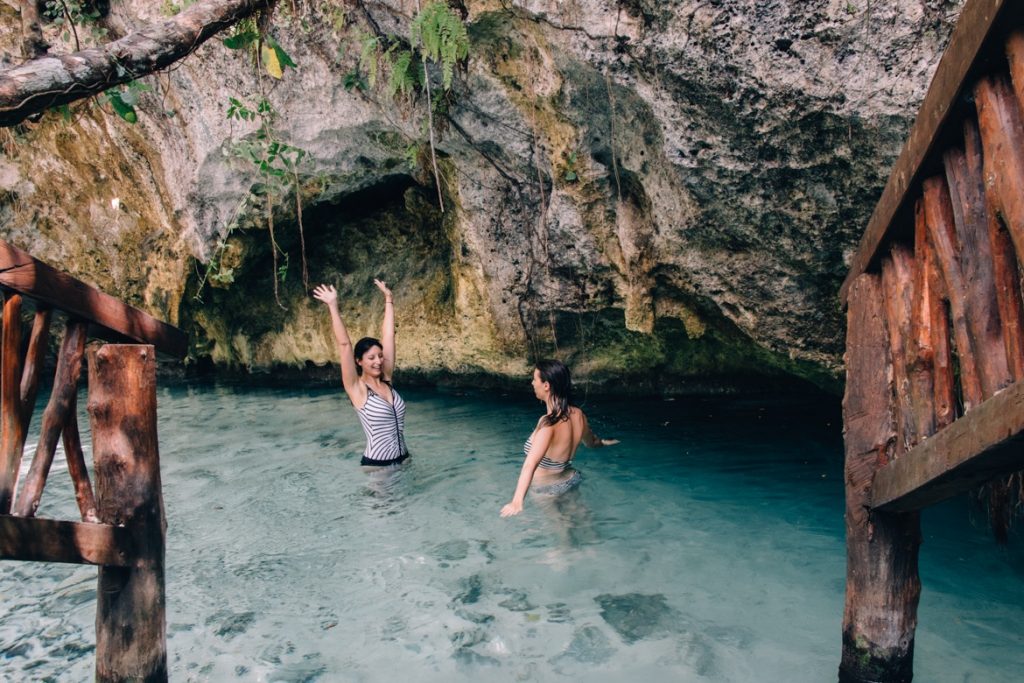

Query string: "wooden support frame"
[[872, 378, 1024, 511], [0, 242, 181, 682]]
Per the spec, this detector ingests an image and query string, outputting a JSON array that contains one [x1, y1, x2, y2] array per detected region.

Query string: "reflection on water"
[[1, 384, 1022, 681]]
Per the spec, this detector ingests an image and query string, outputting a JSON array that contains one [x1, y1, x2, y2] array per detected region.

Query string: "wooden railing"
[[839, 1, 1024, 681], [0, 239, 186, 682]]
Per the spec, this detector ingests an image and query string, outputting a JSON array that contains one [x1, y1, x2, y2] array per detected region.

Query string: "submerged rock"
[[595, 592, 683, 643]]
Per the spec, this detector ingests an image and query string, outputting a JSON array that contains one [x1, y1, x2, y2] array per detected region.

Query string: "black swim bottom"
[[361, 452, 410, 467]]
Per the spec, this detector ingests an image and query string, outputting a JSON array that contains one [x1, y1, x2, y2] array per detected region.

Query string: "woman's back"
[[538, 407, 587, 464]]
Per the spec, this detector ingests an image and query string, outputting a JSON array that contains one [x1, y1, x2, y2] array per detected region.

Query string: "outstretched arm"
[[581, 412, 619, 448], [313, 284, 366, 407], [501, 425, 554, 517], [374, 279, 396, 380]]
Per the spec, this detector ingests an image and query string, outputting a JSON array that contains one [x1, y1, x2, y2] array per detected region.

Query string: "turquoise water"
[[1, 383, 1022, 681]]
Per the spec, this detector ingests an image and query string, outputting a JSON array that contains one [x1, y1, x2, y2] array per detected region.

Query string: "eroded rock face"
[[0, 1, 963, 391]]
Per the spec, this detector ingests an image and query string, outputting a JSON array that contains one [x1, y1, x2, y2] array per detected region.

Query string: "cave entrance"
[[180, 174, 452, 372]]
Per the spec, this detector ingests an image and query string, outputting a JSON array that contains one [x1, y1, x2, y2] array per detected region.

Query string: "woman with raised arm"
[[500, 359, 617, 517], [313, 279, 409, 468]]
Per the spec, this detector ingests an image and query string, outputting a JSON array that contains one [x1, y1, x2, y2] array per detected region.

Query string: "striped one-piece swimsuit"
[[356, 383, 408, 466]]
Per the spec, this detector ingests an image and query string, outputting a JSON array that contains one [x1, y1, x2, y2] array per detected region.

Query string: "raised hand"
[[313, 284, 338, 307], [373, 278, 393, 301]]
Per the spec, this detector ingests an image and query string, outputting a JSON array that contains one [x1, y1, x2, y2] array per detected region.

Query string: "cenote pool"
[[1, 383, 1022, 681]]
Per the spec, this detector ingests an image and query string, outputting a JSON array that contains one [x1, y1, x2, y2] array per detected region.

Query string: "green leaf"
[[107, 91, 137, 123], [223, 31, 258, 50]]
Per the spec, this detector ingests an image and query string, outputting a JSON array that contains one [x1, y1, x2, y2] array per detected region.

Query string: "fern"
[[409, 1, 469, 90], [359, 32, 380, 88], [387, 50, 418, 97]]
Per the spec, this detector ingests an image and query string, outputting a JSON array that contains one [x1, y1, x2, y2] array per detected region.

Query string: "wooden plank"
[[0, 293, 24, 514], [839, 0, 1014, 305], [1007, 29, 1024, 115], [975, 74, 1024, 269], [90, 344, 167, 682], [840, 273, 921, 683], [872, 378, 1024, 511], [880, 248, 921, 450], [923, 174, 985, 409], [943, 126, 1013, 397], [0, 515, 131, 566], [915, 201, 956, 429], [0, 240, 187, 358]]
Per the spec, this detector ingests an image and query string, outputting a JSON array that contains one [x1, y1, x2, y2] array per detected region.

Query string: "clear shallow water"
[[0, 383, 1021, 682]]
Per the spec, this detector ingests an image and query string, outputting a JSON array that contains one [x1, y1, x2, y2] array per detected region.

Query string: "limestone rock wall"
[[0, 0, 964, 391]]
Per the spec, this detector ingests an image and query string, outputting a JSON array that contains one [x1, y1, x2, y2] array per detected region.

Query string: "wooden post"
[[89, 344, 167, 683], [0, 292, 25, 513], [840, 274, 922, 683]]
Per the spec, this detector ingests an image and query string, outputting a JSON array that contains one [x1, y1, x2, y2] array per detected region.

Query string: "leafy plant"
[[101, 80, 152, 123], [409, 1, 469, 90], [43, 0, 108, 49], [563, 151, 579, 183]]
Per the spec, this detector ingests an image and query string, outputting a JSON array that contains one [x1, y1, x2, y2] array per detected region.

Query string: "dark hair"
[[536, 359, 574, 426], [354, 337, 382, 375]]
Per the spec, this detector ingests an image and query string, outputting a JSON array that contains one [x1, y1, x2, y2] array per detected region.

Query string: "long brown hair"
[[536, 359, 573, 426]]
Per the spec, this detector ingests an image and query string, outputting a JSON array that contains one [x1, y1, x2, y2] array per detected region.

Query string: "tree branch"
[[0, 0, 273, 127]]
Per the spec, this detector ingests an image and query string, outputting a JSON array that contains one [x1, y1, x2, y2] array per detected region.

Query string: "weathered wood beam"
[[872, 378, 1024, 512], [974, 71, 1024, 383], [943, 125, 1012, 397], [975, 74, 1024, 269], [1006, 29, 1024, 120], [0, 292, 25, 514], [840, 274, 921, 683], [840, 0, 1017, 305], [914, 201, 956, 429], [20, 306, 51, 421], [13, 320, 88, 517], [0, 240, 187, 358], [882, 245, 933, 450], [922, 174, 985, 409], [90, 344, 167, 683], [63, 409, 99, 523], [0, 514, 131, 566]]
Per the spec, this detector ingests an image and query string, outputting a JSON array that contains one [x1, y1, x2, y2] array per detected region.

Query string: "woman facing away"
[[313, 279, 410, 468], [500, 359, 618, 517]]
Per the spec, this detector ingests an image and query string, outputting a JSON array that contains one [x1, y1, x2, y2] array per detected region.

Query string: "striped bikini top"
[[356, 382, 407, 462], [524, 435, 572, 472]]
